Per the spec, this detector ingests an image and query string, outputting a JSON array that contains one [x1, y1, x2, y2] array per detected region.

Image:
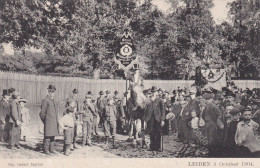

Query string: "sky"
[[152, 0, 235, 24], [3, 0, 235, 55]]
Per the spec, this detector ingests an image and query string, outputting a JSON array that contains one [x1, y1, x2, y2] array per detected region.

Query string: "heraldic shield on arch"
[[114, 29, 138, 71]]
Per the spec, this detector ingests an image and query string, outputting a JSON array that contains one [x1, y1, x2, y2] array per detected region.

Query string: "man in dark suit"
[[143, 86, 165, 155], [0, 89, 11, 142], [9, 91, 22, 149], [39, 85, 59, 155]]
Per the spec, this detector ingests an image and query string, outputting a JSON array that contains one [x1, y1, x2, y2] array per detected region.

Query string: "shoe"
[[16, 145, 22, 149], [86, 143, 92, 147], [44, 151, 51, 155], [9, 146, 16, 150], [73, 144, 80, 149]]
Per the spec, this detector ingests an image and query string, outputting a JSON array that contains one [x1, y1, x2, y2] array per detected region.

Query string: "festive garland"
[[206, 72, 225, 84]]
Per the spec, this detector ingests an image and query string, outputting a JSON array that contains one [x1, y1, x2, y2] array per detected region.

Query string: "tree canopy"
[[0, 0, 259, 79]]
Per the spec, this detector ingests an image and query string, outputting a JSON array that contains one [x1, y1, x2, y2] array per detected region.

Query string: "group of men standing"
[[0, 88, 25, 149]]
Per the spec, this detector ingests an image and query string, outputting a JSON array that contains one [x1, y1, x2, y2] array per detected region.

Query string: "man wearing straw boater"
[[39, 85, 59, 155], [143, 86, 165, 156]]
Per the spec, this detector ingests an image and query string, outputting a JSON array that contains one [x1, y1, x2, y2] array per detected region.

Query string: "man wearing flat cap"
[[65, 88, 81, 149], [143, 86, 165, 155], [39, 85, 59, 155], [82, 92, 95, 146], [103, 96, 118, 148], [0, 89, 11, 142]]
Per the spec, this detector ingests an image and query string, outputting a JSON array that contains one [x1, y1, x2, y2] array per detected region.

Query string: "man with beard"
[[144, 86, 165, 155], [39, 85, 59, 155]]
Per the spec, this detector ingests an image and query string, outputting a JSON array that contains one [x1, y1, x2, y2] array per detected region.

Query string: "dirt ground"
[[0, 129, 208, 159]]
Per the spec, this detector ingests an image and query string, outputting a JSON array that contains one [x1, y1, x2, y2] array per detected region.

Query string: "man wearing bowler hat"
[[143, 86, 165, 155], [39, 85, 59, 155], [0, 89, 11, 142], [97, 91, 106, 127]]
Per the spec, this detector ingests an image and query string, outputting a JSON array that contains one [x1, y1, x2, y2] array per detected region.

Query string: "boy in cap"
[[103, 96, 118, 148], [82, 92, 95, 146], [19, 98, 30, 142], [235, 107, 260, 157], [65, 88, 80, 150], [59, 98, 76, 156], [39, 85, 59, 155], [9, 91, 22, 149], [0, 89, 11, 142]]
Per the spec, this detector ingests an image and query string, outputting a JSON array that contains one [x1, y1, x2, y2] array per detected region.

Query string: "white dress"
[[21, 107, 30, 138]]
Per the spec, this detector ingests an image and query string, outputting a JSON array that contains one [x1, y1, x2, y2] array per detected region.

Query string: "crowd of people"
[[1, 82, 260, 158]]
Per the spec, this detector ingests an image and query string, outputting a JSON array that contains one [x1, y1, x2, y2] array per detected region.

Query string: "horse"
[[126, 84, 147, 148]]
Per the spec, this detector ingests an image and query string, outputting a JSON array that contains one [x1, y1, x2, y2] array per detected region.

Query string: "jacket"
[[39, 96, 59, 136], [9, 99, 22, 124], [82, 100, 94, 122], [143, 97, 165, 123], [103, 105, 118, 122], [0, 98, 11, 124]]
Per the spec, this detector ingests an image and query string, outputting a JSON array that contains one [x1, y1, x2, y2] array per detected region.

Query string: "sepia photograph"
[[0, 0, 260, 166]]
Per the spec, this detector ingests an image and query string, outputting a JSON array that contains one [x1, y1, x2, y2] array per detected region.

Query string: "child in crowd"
[[235, 107, 260, 157], [190, 110, 199, 147], [59, 98, 75, 156], [19, 98, 30, 142]]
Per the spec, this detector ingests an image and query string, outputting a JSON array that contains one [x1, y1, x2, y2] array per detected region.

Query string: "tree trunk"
[[93, 68, 100, 79]]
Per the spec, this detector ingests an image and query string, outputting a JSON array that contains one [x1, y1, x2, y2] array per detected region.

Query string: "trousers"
[[104, 120, 116, 137], [148, 116, 162, 151], [92, 116, 100, 135], [9, 123, 21, 147], [43, 136, 56, 153], [82, 121, 92, 145]]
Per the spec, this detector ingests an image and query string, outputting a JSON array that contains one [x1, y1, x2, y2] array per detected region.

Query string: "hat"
[[2, 89, 9, 96], [158, 88, 163, 92], [230, 105, 244, 115], [123, 91, 128, 96], [72, 89, 78, 94], [151, 86, 158, 92], [85, 93, 93, 99], [202, 92, 214, 100], [225, 90, 236, 97], [8, 88, 15, 94], [18, 98, 27, 103], [172, 90, 177, 94], [48, 85, 56, 92], [166, 112, 175, 121], [67, 98, 75, 104], [242, 107, 253, 114], [114, 91, 119, 95], [162, 94, 167, 99], [106, 90, 111, 94], [99, 91, 104, 95], [87, 91, 93, 95], [133, 64, 140, 70]]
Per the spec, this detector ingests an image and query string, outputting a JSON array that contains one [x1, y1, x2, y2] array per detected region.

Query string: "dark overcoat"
[[0, 98, 11, 123], [39, 96, 59, 137], [143, 98, 165, 123], [9, 100, 21, 124]]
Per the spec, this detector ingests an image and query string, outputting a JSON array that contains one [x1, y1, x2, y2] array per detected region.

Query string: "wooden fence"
[[0, 70, 260, 126]]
